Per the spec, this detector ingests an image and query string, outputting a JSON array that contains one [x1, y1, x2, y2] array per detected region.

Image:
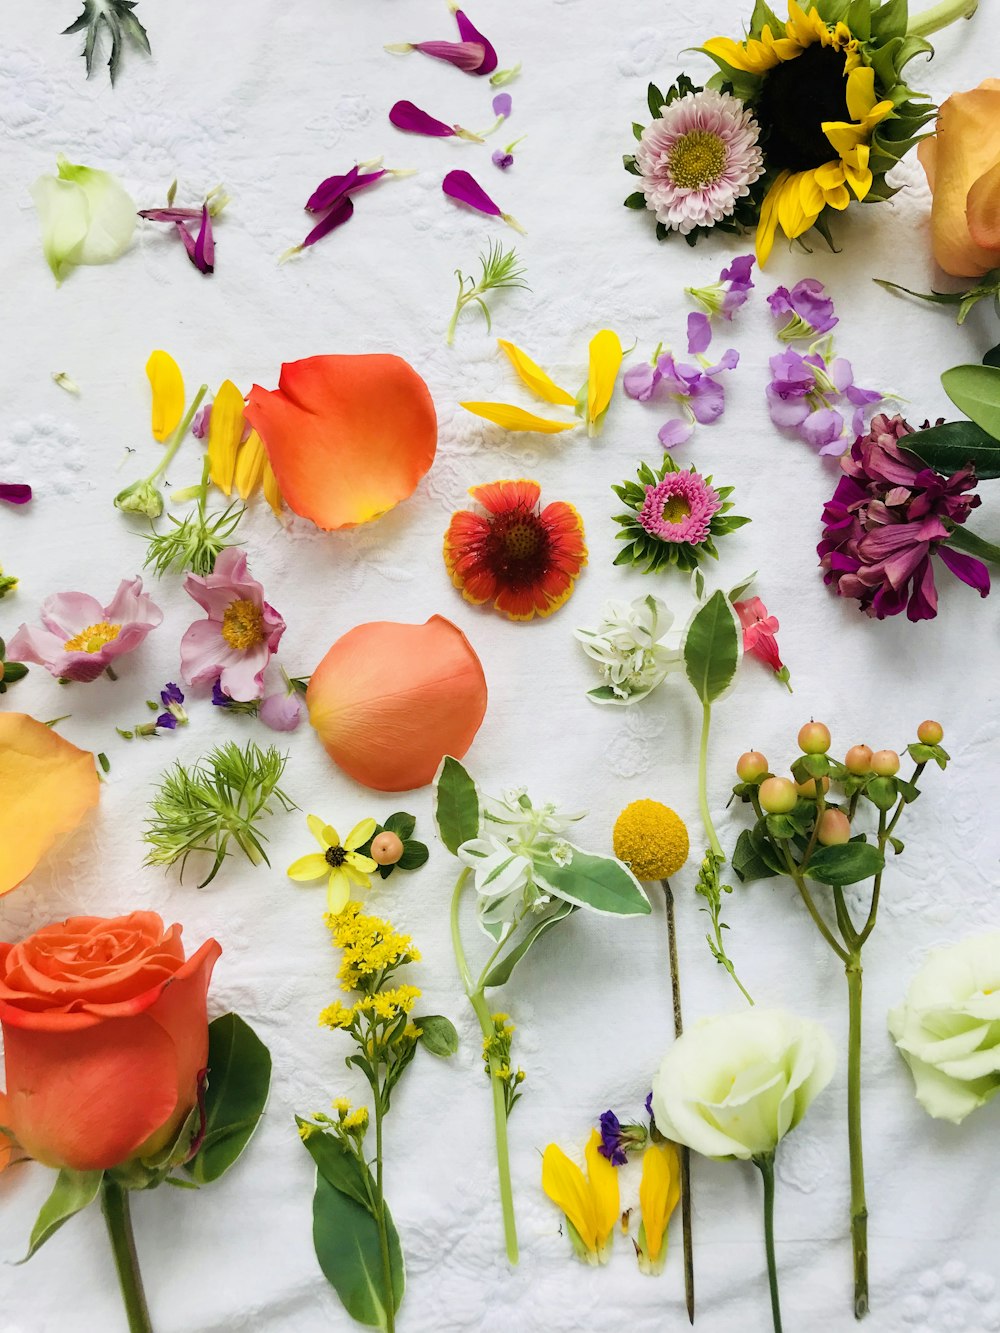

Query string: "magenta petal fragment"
[[175, 220, 198, 263], [389, 100, 457, 138], [0, 483, 32, 505], [193, 204, 214, 273], [454, 11, 498, 74], [442, 169, 502, 218], [937, 543, 991, 597], [302, 195, 355, 249], [306, 167, 386, 214], [412, 39, 485, 71], [138, 207, 204, 223]]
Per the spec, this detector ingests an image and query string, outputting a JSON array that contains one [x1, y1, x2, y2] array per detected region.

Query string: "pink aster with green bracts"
[[639, 470, 721, 544], [612, 456, 749, 574]]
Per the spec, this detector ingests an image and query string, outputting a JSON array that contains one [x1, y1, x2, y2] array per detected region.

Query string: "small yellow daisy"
[[287, 814, 378, 914]]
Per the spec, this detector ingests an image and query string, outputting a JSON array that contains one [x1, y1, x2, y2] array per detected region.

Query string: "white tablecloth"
[[2, 2, 1000, 1330]]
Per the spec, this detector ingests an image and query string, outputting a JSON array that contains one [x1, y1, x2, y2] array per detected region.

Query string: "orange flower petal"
[[469, 479, 541, 514], [0, 714, 101, 896], [307, 616, 487, 791], [967, 159, 1000, 252], [245, 354, 437, 531], [923, 81, 1000, 277]]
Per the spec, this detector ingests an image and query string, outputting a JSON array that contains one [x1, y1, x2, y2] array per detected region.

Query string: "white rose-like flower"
[[31, 155, 136, 283], [652, 1008, 836, 1160], [888, 932, 1000, 1124]]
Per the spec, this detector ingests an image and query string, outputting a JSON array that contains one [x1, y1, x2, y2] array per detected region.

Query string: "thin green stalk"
[[754, 1154, 783, 1333], [373, 1093, 396, 1333], [846, 957, 868, 1319], [698, 702, 723, 858], [147, 386, 208, 485], [778, 849, 850, 963], [907, 0, 977, 36], [662, 880, 695, 1323], [101, 1179, 154, 1333]]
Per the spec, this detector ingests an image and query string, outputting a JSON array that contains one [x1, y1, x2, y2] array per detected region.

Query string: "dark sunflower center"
[[484, 505, 550, 588], [325, 846, 348, 867], [755, 43, 851, 173]]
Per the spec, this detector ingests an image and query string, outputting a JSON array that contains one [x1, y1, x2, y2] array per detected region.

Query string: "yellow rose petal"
[[233, 429, 266, 500], [542, 1143, 598, 1253], [461, 402, 577, 433], [497, 339, 575, 405], [146, 350, 185, 443]]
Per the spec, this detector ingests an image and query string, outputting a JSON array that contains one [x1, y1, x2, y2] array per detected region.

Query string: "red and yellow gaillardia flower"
[[444, 479, 587, 622]]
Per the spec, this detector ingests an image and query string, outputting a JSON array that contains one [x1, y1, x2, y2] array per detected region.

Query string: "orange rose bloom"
[[0, 913, 220, 1172], [918, 80, 1000, 277]]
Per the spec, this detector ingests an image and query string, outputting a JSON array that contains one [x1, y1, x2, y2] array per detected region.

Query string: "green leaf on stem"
[[534, 847, 650, 916], [184, 1013, 271, 1184], [866, 776, 898, 811], [946, 526, 1000, 568], [942, 364, 1000, 440], [985, 344, 1000, 369], [20, 1168, 103, 1262], [732, 828, 778, 883], [481, 900, 576, 988], [905, 420, 1000, 479], [683, 590, 740, 706], [804, 840, 884, 886], [298, 1121, 373, 1210], [414, 1014, 459, 1058], [434, 756, 480, 854], [312, 1173, 404, 1328], [383, 812, 416, 841], [793, 753, 830, 780]]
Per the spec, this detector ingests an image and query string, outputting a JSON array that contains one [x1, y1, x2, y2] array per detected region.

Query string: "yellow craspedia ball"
[[613, 800, 689, 881]]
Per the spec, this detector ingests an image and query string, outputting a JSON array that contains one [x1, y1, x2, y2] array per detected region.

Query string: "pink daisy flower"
[[636, 89, 764, 235], [638, 472, 722, 545], [7, 577, 162, 682], [180, 548, 285, 702]]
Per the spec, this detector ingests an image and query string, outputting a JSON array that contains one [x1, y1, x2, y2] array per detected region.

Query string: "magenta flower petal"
[[390, 100, 457, 138], [687, 312, 712, 355], [301, 196, 355, 250], [453, 10, 497, 73], [411, 39, 486, 71], [194, 205, 214, 273], [443, 169, 502, 218], [0, 483, 32, 505], [138, 207, 204, 223], [305, 166, 386, 214], [937, 543, 991, 596]]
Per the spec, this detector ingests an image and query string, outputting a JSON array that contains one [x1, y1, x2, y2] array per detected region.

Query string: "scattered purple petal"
[[492, 149, 514, 170], [390, 100, 459, 138], [259, 690, 305, 732], [453, 9, 498, 74], [442, 170, 523, 232], [492, 93, 512, 119], [161, 681, 184, 706], [156, 712, 178, 730], [301, 195, 355, 250], [410, 39, 487, 72], [139, 192, 221, 275], [658, 418, 694, 449], [767, 346, 883, 456], [687, 311, 712, 355], [0, 484, 32, 506], [305, 165, 387, 214], [192, 405, 211, 439]]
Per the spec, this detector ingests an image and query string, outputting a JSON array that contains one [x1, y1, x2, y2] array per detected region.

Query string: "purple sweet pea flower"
[[686, 254, 755, 325], [492, 149, 514, 170], [155, 681, 187, 730], [596, 1109, 648, 1165], [768, 348, 883, 456], [442, 170, 524, 232], [259, 689, 305, 732], [0, 484, 32, 505], [768, 278, 838, 339], [626, 346, 738, 448], [492, 93, 512, 119]]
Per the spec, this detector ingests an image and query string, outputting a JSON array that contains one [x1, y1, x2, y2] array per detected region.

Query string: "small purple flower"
[[154, 681, 187, 730], [492, 93, 512, 119], [0, 484, 32, 506], [389, 100, 482, 141], [686, 254, 755, 326], [492, 149, 514, 170], [212, 680, 232, 708], [597, 1108, 649, 1164], [768, 278, 838, 340], [442, 170, 524, 232], [625, 346, 739, 449], [767, 347, 883, 457]]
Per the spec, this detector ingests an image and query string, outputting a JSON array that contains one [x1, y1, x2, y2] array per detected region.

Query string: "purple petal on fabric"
[[905, 556, 938, 621], [161, 681, 184, 705], [767, 285, 793, 318], [389, 100, 457, 137], [0, 483, 32, 505], [454, 10, 498, 74], [442, 169, 502, 217], [658, 418, 694, 449], [623, 362, 661, 402], [937, 543, 991, 596], [721, 254, 754, 287], [688, 377, 725, 425], [412, 39, 486, 71], [766, 383, 812, 428], [259, 690, 305, 732], [192, 405, 211, 439], [707, 348, 739, 374], [845, 383, 882, 407], [301, 195, 355, 249], [175, 220, 198, 264], [156, 712, 178, 730], [790, 278, 837, 333], [138, 207, 204, 223], [828, 357, 854, 394], [492, 93, 512, 118], [801, 408, 845, 452], [306, 166, 386, 214], [492, 149, 514, 169], [686, 312, 712, 355], [191, 204, 214, 273]]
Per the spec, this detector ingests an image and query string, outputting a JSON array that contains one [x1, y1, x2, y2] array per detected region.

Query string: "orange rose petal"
[[917, 136, 937, 192], [966, 159, 1000, 252], [0, 1093, 13, 1172], [926, 83, 1000, 277], [0, 714, 101, 897], [245, 354, 437, 531], [307, 616, 487, 791]]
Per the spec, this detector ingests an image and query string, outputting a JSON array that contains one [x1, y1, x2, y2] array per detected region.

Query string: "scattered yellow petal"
[[287, 852, 330, 882], [233, 430, 266, 500], [146, 350, 185, 443], [208, 379, 246, 496], [586, 329, 623, 434], [584, 1128, 620, 1250], [639, 1142, 681, 1270], [461, 402, 577, 433], [497, 340, 575, 405], [542, 1142, 599, 1253]]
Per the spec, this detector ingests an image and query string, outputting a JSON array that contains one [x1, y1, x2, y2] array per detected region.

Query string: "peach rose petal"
[[245, 354, 438, 531], [0, 1093, 12, 1172], [966, 159, 1000, 252], [0, 714, 101, 897], [307, 616, 487, 791], [924, 82, 1000, 277]]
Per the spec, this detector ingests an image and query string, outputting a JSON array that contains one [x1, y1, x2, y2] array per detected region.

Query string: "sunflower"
[[444, 479, 587, 621]]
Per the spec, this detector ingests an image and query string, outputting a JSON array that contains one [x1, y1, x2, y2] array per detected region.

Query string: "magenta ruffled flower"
[[767, 347, 881, 456], [638, 470, 721, 544], [624, 347, 738, 448], [768, 279, 838, 340], [686, 254, 755, 351], [442, 170, 524, 232], [7, 576, 162, 683], [180, 548, 285, 701], [818, 414, 989, 622], [0, 483, 32, 505]]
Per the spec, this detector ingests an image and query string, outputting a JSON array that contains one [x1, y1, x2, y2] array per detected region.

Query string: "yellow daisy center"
[[504, 520, 541, 560], [661, 495, 691, 525], [667, 131, 727, 189], [221, 598, 265, 650], [63, 621, 122, 653], [325, 845, 348, 868]]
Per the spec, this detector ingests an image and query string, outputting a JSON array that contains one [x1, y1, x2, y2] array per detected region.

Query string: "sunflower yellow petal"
[[461, 402, 577, 433], [146, 350, 185, 443], [584, 1128, 620, 1250], [287, 852, 330, 883], [497, 340, 575, 405], [755, 170, 790, 266], [208, 379, 246, 496], [234, 429, 266, 499], [703, 35, 781, 74], [639, 1143, 681, 1267], [306, 813, 332, 848], [845, 65, 877, 121], [586, 329, 623, 433], [344, 817, 377, 851], [777, 171, 819, 240], [346, 851, 378, 875], [326, 870, 352, 915], [542, 1143, 598, 1253]]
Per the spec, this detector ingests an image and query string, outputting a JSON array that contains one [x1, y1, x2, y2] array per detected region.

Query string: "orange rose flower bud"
[[0, 913, 220, 1173], [918, 79, 1000, 277]]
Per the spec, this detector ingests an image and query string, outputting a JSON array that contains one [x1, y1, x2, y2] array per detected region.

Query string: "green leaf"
[[871, 0, 909, 44], [804, 841, 884, 886], [683, 590, 740, 706], [395, 840, 429, 870], [647, 83, 664, 119], [20, 1169, 102, 1262], [866, 776, 898, 811], [534, 847, 650, 916], [414, 1014, 459, 1057], [624, 190, 646, 208], [732, 828, 778, 883], [184, 1013, 271, 1184], [383, 812, 416, 841], [298, 1121, 373, 1211], [481, 900, 576, 988], [905, 420, 1000, 479], [312, 1174, 404, 1329], [985, 344, 1000, 369], [942, 364, 1000, 440], [945, 526, 1000, 567], [433, 756, 480, 854]]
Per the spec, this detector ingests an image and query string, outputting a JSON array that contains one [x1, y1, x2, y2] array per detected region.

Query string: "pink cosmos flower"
[[635, 90, 763, 235], [7, 576, 162, 683], [180, 548, 285, 701], [734, 596, 791, 690], [638, 471, 721, 545]]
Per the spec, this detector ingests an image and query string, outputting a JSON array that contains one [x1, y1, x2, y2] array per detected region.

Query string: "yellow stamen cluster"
[[356, 985, 422, 1021], [63, 620, 122, 653], [667, 130, 727, 189], [328, 902, 420, 992], [221, 598, 265, 650], [613, 799, 690, 881], [343, 1107, 369, 1131]]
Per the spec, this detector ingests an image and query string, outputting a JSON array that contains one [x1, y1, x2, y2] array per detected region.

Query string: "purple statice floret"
[[767, 348, 881, 456], [492, 149, 514, 170], [818, 413, 989, 622], [625, 348, 739, 449], [597, 1110, 629, 1166], [768, 278, 838, 337], [0, 483, 32, 505]]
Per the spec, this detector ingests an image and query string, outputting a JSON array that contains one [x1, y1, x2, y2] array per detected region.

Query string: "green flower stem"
[[450, 870, 519, 1265], [907, 0, 977, 37], [662, 879, 695, 1324], [754, 1153, 783, 1333], [101, 1179, 154, 1333], [372, 1092, 396, 1333], [846, 956, 868, 1320], [146, 386, 208, 485], [698, 703, 723, 858], [777, 845, 849, 963]]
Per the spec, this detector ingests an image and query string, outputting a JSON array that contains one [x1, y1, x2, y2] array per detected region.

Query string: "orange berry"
[[798, 722, 831, 755], [737, 751, 769, 782], [871, 750, 900, 777], [796, 776, 830, 799], [817, 809, 851, 846], [371, 831, 404, 865], [917, 720, 943, 745], [845, 745, 873, 775]]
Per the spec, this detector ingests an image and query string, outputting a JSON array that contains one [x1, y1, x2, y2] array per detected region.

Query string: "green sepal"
[[907, 741, 949, 770], [19, 1169, 103, 1262], [625, 191, 646, 208], [183, 1013, 271, 1184], [792, 753, 830, 781], [866, 776, 898, 810]]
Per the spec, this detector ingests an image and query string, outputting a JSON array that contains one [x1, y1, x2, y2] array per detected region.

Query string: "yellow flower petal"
[[344, 817, 377, 851], [497, 340, 575, 405], [233, 429, 266, 500], [307, 814, 334, 848], [146, 350, 185, 443], [287, 852, 330, 883], [845, 64, 877, 121], [461, 402, 577, 433], [326, 870, 352, 914], [584, 1128, 620, 1251], [755, 170, 791, 267], [342, 862, 372, 889], [542, 1143, 598, 1253], [262, 458, 283, 515], [208, 379, 246, 496], [346, 852, 378, 875], [703, 34, 783, 74], [586, 329, 623, 434], [639, 1142, 681, 1268]]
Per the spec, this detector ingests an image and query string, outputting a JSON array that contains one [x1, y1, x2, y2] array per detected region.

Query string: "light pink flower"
[[638, 472, 721, 546], [180, 548, 285, 702], [7, 577, 162, 682], [636, 89, 763, 235]]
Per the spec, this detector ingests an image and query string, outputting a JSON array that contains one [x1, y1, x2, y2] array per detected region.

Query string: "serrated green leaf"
[[413, 1014, 459, 1057], [481, 900, 576, 987], [20, 1169, 102, 1263], [684, 590, 740, 705], [434, 757, 480, 855], [184, 1013, 271, 1184], [804, 840, 884, 886], [312, 1174, 404, 1328]]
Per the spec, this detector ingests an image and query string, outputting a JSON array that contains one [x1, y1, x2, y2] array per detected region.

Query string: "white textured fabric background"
[[2, 2, 1000, 1330]]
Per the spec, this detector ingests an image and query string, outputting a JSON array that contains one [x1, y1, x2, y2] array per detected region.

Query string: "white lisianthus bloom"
[[888, 932, 1000, 1124], [31, 156, 136, 283], [575, 593, 683, 704], [651, 1009, 836, 1160]]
